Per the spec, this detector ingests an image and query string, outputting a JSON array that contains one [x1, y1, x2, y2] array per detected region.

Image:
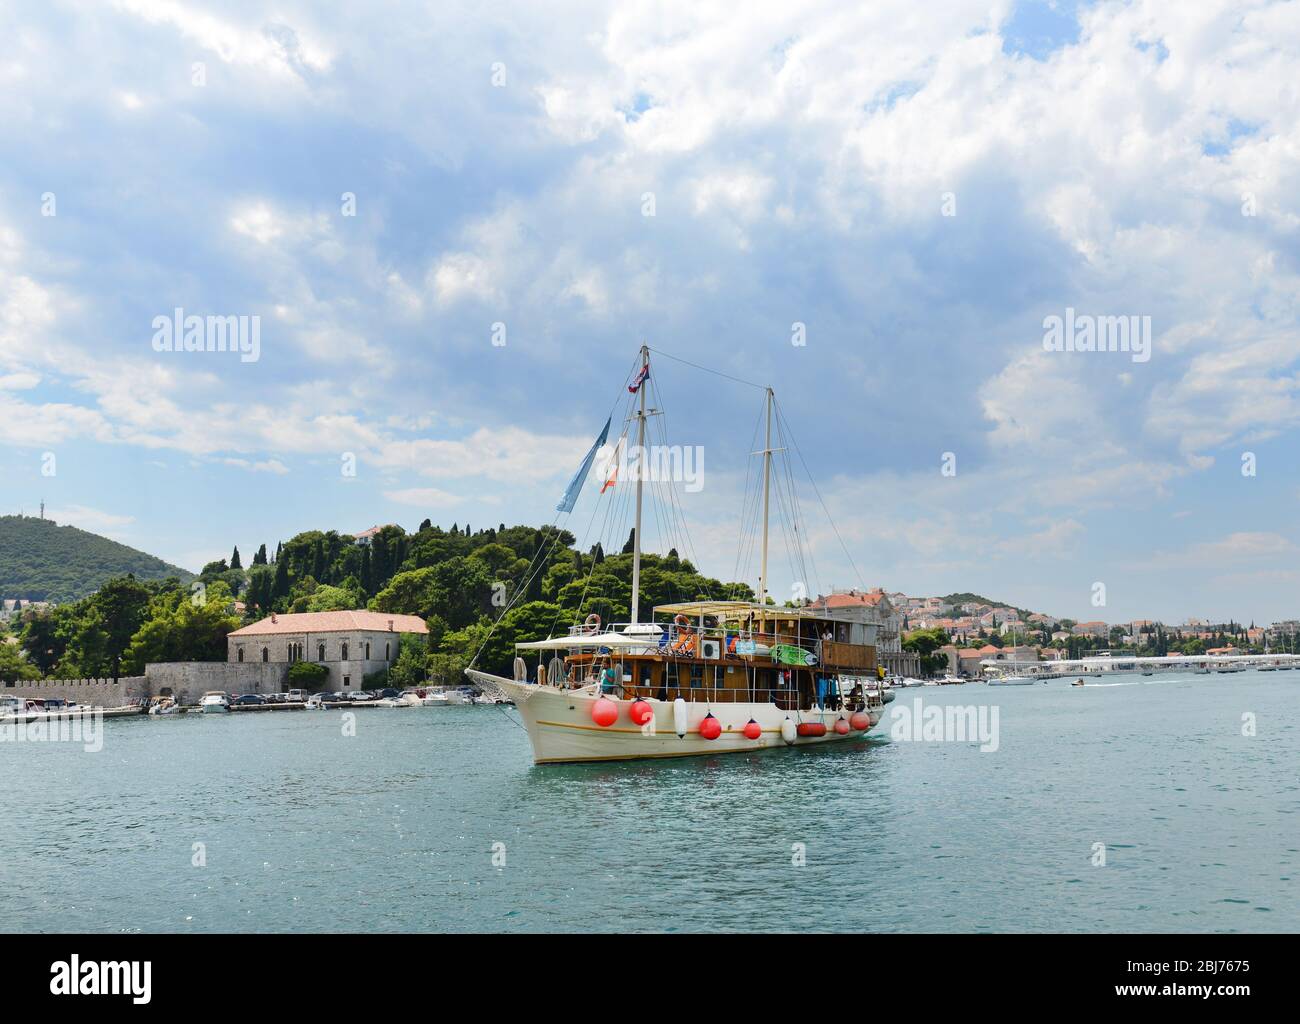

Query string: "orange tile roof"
[[810, 589, 887, 608], [352, 524, 401, 540], [229, 610, 427, 637]]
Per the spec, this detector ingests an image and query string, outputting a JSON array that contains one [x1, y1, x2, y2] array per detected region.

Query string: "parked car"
[[287, 689, 308, 702], [231, 694, 265, 706], [377, 688, 401, 700], [350, 691, 376, 702]]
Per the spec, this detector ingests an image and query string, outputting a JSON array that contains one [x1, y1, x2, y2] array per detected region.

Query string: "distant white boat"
[[988, 674, 1034, 686], [199, 691, 230, 713]]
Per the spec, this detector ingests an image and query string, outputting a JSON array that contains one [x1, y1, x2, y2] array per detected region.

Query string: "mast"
[[758, 386, 774, 611], [630, 344, 649, 624]]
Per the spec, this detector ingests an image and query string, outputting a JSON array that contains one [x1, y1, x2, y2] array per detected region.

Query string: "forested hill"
[[4, 521, 753, 684], [0, 515, 193, 602]]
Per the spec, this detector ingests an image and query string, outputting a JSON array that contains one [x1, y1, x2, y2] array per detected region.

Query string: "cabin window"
[[689, 664, 703, 688], [318, 643, 326, 661], [261, 647, 269, 663], [341, 643, 349, 661]]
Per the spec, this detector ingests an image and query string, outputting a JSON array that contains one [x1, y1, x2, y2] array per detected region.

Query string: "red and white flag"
[[628, 363, 650, 393]]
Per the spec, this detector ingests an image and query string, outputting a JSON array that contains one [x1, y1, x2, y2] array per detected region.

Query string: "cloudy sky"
[[2, 0, 1298, 625]]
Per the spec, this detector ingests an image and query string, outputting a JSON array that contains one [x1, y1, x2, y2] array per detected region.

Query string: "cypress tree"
[[272, 557, 290, 602], [230, 546, 242, 570], [361, 546, 374, 594]]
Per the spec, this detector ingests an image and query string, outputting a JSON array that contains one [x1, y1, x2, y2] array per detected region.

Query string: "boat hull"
[[466, 670, 883, 764]]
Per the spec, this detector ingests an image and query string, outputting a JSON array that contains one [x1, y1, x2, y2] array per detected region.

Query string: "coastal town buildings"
[[809, 589, 921, 677]]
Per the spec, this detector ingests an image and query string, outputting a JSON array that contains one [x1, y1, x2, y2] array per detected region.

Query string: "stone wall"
[[144, 662, 287, 704], [2, 676, 148, 707]]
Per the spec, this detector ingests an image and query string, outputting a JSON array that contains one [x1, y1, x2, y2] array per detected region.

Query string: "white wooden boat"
[[466, 347, 886, 765]]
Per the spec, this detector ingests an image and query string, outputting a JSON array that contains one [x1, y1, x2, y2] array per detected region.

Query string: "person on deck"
[[599, 658, 619, 696]]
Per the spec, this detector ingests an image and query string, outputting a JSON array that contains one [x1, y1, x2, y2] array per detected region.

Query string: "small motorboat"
[[1071, 678, 1085, 687], [199, 691, 230, 713], [148, 696, 179, 715]]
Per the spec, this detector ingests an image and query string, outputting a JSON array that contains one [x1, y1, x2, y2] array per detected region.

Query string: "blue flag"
[[556, 417, 611, 513]]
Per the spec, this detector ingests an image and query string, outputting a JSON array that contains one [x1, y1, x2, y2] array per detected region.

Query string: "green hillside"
[[939, 592, 1037, 619], [0, 515, 193, 603]]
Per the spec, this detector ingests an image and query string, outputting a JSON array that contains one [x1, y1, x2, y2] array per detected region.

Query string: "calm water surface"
[[2, 672, 1296, 932]]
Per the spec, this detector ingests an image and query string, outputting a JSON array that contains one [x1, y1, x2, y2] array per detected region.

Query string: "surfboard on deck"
[[772, 644, 817, 666]]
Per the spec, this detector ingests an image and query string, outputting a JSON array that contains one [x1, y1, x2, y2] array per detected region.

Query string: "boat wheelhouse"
[[467, 344, 891, 764]]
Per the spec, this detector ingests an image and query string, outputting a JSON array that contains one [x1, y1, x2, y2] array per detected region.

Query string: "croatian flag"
[[628, 363, 650, 393], [556, 417, 611, 513]]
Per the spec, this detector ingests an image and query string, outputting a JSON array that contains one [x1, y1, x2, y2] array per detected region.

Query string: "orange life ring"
[[583, 613, 601, 635]]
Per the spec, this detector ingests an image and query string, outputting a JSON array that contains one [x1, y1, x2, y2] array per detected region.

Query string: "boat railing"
[[566, 621, 834, 662], [548, 676, 884, 712]]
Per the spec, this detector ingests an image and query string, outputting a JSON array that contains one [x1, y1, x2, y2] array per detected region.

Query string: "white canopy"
[[516, 631, 660, 651]]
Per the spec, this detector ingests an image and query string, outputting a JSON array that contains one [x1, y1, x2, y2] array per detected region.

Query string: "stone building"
[[808, 588, 921, 678], [227, 610, 427, 690]]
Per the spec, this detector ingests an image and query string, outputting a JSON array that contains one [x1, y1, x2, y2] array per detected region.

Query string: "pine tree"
[[622, 528, 635, 554], [230, 546, 242, 570], [253, 544, 268, 566]]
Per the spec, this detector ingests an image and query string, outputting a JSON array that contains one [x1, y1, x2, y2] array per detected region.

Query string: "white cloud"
[[221, 457, 290, 475], [1139, 531, 1296, 570], [45, 504, 136, 537], [384, 486, 465, 508]]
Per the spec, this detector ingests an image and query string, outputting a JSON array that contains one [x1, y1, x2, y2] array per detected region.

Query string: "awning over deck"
[[653, 600, 823, 620], [516, 632, 658, 651]]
